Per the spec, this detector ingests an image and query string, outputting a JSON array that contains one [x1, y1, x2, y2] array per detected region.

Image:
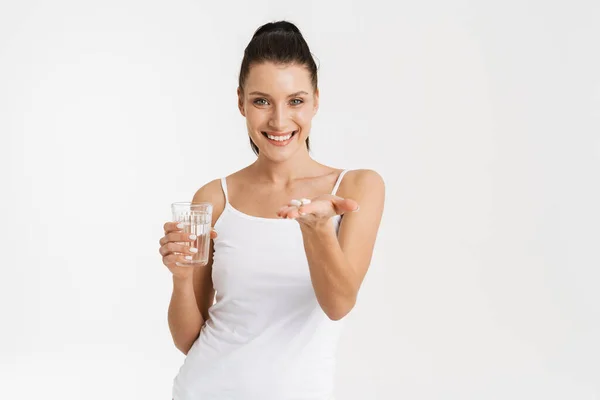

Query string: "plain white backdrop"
[[1, 0, 599, 399]]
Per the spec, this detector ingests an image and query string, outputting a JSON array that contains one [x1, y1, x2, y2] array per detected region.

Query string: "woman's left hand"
[[277, 194, 360, 227]]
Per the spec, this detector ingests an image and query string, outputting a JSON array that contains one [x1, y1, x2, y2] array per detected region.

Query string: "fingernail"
[[189, 234, 197, 240], [189, 247, 198, 253], [354, 206, 360, 212], [184, 255, 193, 260], [177, 223, 184, 229]]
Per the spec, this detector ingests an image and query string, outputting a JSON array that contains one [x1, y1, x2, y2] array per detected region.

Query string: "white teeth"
[[267, 132, 294, 141]]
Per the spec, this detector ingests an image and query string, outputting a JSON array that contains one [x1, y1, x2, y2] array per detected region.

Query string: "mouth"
[[261, 130, 298, 146]]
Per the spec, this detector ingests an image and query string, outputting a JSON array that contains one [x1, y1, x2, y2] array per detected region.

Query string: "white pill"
[[289, 199, 302, 207], [300, 198, 311, 205]]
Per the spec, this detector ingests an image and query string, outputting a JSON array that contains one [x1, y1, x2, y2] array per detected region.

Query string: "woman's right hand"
[[159, 222, 218, 280]]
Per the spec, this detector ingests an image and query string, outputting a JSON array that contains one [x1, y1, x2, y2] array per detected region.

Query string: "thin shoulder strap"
[[220, 177, 229, 204], [331, 169, 350, 196]]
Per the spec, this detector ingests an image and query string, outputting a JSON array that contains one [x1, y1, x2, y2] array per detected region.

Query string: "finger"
[[333, 198, 360, 214], [278, 205, 298, 219], [288, 205, 304, 219], [290, 207, 303, 219], [160, 228, 217, 247], [163, 221, 184, 234], [161, 242, 198, 257], [163, 253, 189, 266], [342, 198, 360, 212], [160, 242, 181, 257], [161, 232, 198, 246], [277, 205, 289, 217]]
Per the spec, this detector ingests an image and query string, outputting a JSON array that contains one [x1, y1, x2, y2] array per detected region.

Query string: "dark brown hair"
[[238, 21, 318, 155]]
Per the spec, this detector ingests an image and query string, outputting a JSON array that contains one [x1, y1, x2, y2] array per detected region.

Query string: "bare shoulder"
[[192, 178, 226, 224], [336, 169, 385, 229], [192, 178, 223, 201], [338, 169, 385, 198]]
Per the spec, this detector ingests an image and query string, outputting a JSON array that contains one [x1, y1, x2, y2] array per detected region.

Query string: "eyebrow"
[[248, 91, 309, 98]]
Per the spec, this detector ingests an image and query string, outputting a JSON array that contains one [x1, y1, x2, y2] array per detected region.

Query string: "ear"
[[313, 87, 319, 115], [237, 87, 246, 117]]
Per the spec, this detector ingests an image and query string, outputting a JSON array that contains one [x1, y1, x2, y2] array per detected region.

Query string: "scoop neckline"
[[225, 202, 342, 223], [225, 202, 293, 222]]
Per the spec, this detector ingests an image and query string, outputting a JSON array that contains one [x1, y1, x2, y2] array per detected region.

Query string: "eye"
[[290, 98, 304, 106], [253, 98, 269, 106]]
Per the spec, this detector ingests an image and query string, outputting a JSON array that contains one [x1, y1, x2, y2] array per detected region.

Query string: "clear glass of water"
[[171, 202, 213, 267]]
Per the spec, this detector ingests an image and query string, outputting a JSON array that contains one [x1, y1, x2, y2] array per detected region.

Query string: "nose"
[[268, 104, 288, 130]]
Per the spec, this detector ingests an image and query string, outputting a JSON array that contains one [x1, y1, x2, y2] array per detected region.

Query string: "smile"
[[262, 131, 298, 145]]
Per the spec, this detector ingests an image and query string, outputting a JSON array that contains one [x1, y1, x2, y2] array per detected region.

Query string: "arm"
[[299, 169, 385, 320], [168, 275, 205, 355], [167, 179, 224, 354]]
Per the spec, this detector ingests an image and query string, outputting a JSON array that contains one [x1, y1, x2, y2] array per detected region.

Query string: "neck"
[[250, 148, 322, 184]]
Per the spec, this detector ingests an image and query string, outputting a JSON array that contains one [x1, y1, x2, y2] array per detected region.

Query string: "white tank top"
[[172, 170, 350, 400]]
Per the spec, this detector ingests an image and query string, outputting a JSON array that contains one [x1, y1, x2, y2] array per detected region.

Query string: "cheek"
[[245, 108, 264, 126], [293, 108, 314, 126]]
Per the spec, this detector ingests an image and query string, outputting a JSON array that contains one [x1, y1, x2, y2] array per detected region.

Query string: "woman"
[[159, 20, 385, 400]]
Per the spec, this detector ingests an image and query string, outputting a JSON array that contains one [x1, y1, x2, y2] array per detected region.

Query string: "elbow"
[[323, 297, 356, 321], [175, 341, 192, 355], [327, 311, 348, 321], [172, 322, 205, 355], [174, 331, 200, 356]]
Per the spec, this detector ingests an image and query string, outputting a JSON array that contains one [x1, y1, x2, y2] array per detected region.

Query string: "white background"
[[1, 1, 599, 399]]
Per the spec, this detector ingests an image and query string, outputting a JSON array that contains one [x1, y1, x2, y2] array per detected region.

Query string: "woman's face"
[[238, 62, 319, 162]]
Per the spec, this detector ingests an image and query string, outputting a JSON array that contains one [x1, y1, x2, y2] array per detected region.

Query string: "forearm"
[[168, 276, 203, 355], [300, 221, 358, 320]]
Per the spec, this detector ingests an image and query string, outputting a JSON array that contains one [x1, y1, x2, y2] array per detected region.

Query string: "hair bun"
[[252, 21, 301, 39]]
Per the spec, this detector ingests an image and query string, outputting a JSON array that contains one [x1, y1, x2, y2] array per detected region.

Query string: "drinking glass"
[[171, 202, 213, 267]]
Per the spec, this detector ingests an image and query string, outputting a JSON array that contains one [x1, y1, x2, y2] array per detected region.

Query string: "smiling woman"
[[159, 20, 385, 400], [237, 21, 319, 157]]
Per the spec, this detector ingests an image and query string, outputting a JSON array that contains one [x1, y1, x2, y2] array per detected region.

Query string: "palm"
[[277, 194, 359, 221]]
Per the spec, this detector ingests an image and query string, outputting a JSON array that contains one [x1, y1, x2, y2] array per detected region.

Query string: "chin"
[[261, 145, 298, 163]]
